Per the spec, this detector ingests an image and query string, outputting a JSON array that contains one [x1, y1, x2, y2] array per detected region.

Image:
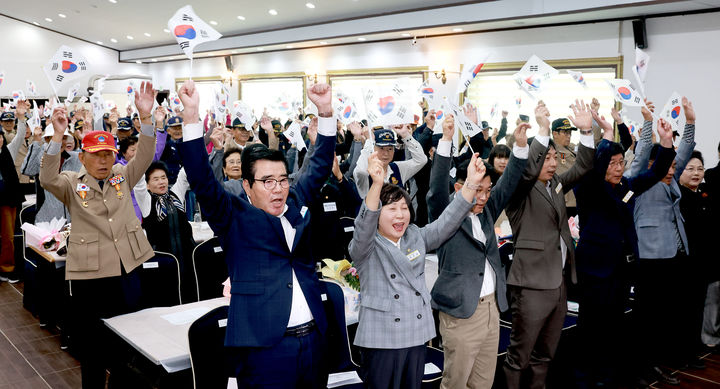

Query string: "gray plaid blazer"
[[349, 193, 473, 349]]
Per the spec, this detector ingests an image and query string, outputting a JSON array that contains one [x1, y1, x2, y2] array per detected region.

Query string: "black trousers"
[[68, 270, 141, 389], [358, 345, 426, 389]]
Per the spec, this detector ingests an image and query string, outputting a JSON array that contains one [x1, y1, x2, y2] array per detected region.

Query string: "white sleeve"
[[578, 134, 595, 149], [394, 136, 428, 182], [8, 120, 27, 160], [436, 140, 452, 157], [170, 167, 190, 205], [352, 139, 374, 198], [182, 122, 204, 141], [317, 117, 336, 137], [133, 175, 152, 218], [512, 144, 529, 159], [534, 135, 550, 147]]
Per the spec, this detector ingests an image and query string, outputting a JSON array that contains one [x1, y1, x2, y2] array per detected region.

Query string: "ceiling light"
[[144, 32, 151, 37], [319, 41, 328, 45], [110, 38, 118, 43], [58, 13, 66, 18], [33, 22, 40, 26], [357, 37, 366, 41], [285, 45, 293, 49], [108, 0, 117, 3], [210, 20, 218, 25], [163, 28, 170, 33], [401, 33, 411, 37], [306, 3, 315, 8], [452, 27, 463, 32], [135, 60, 142, 64], [151, 59, 157, 62], [268, 9, 278, 16], [45, 17, 53, 22], [237, 15, 245, 20], [126, 35, 134, 40], [96, 41, 103, 45]]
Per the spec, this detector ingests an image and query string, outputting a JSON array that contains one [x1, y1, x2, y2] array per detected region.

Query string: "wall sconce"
[[434, 69, 447, 84], [306, 73, 318, 84], [222, 70, 235, 86]]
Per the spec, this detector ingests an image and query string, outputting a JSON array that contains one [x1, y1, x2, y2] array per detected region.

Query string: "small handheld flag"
[[26, 80, 37, 96], [457, 53, 491, 95], [42, 45, 90, 97], [168, 5, 222, 76], [566, 70, 588, 89], [659, 92, 684, 134], [513, 55, 558, 99]]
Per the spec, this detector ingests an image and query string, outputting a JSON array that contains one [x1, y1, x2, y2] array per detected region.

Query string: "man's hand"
[[657, 118, 673, 148], [424, 110, 436, 129], [394, 123, 411, 140], [347, 121, 363, 139], [259, 116, 273, 133], [367, 152, 385, 184], [535, 101, 551, 136], [210, 125, 224, 150], [502, 110, 508, 118], [178, 80, 200, 124], [51, 107, 68, 143], [568, 99, 592, 132], [590, 109, 614, 141], [464, 103, 478, 125], [135, 81, 156, 124], [126, 105, 133, 117], [590, 97, 600, 113], [154, 106, 167, 128], [610, 107, 622, 124], [641, 99, 655, 122], [15, 100, 29, 118], [307, 83, 332, 114], [465, 153, 486, 186], [683, 96, 695, 125], [332, 155, 343, 181], [441, 114, 455, 142], [307, 117, 318, 145], [514, 123, 531, 148]]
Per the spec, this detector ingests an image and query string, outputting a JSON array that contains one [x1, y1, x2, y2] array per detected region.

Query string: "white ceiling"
[[3, 0, 720, 63]]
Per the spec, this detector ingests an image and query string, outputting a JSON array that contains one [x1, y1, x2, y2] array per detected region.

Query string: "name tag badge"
[[323, 202, 337, 212], [622, 190, 634, 203], [321, 293, 328, 301], [142, 262, 159, 269], [300, 206, 308, 218], [217, 318, 228, 328], [555, 182, 563, 194], [343, 226, 355, 232], [213, 246, 223, 253], [406, 250, 421, 262]]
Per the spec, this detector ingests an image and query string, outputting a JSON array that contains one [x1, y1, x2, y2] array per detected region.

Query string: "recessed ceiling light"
[[319, 41, 328, 45], [452, 27, 463, 32], [96, 41, 103, 45], [237, 15, 245, 20], [33, 21, 40, 26], [285, 45, 293, 49], [108, 0, 117, 3], [58, 13, 66, 18], [45, 17, 53, 22], [306, 3, 315, 8], [126, 35, 134, 40], [401, 33, 411, 37], [163, 28, 170, 33], [210, 20, 218, 25], [144, 32, 151, 37], [151, 59, 157, 62], [110, 38, 118, 43], [268, 9, 278, 15], [135, 60, 142, 64], [357, 37, 366, 41], [257, 47, 264, 51]]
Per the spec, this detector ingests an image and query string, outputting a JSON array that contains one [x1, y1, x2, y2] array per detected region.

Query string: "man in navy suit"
[[177, 80, 337, 388]]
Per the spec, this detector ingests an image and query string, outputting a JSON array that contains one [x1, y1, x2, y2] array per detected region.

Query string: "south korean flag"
[[168, 5, 222, 60], [42, 45, 90, 94]]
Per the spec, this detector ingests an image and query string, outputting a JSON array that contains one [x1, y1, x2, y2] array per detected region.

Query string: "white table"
[[189, 221, 214, 243], [103, 297, 230, 373]]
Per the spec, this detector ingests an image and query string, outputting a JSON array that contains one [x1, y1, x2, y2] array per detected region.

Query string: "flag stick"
[[464, 134, 476, 155], [189, 57, 193, 81]]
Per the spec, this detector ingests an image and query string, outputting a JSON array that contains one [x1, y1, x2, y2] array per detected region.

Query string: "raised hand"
[[154, 106, 167, 127], [51, 106, 68, 142], [683, 96, 695, 124], [610, 107, 622, 124], [15, 100, 29, 118], [178, 80, 200, 124], [307, 83, 332, 113], [367, 151, 385, 184], [32, 126, 43, 142], [394, 123, 411, 139], [424, 110, 436, 129], [568, 99, 592, 132], [347, 121, 363, 139], [464, 103, 478, 125], [590, 97, 600, 113], [590, 109, 614, 140], [332, 155, 343, 181], [502, 110, 508, 118], [465, 152, 487, 186], [135, 81, 156, 123], [657, 118, 673, 148], [514, 122, 531, 148], [210, 124, 224, 150], [307, 117, 318, 145], [259, 116, 272, 133], [534, 101, 551, 136], [641, 99, 655, 122], [441, 114, 455, 141]]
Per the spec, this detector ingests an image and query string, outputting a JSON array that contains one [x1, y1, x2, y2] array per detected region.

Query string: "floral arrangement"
[[321, 258, 360, 291]]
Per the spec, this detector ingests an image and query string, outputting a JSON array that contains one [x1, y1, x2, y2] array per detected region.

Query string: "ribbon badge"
[[109, 174, 126, 199], [76, 183, 89, 207]]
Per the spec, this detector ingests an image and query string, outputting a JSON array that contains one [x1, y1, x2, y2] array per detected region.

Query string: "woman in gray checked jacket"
[[349, 149, 487, 389]]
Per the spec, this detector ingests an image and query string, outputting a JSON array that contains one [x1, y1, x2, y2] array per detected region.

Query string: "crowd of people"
[[0, 78, 717, 389]]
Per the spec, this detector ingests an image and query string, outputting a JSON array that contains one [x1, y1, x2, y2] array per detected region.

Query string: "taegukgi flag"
[[659, 92, 684, 134], [42, 45, 90, 94], [566, 70, 588, 89], [282, 121, 306, 152], [333, 93, 360, 125], [362, 82, 414, 127], [457, 53, 491, 95], [633, 47, 650, 96], [513, 55, 558, 98], [168, 5, 222, 60], [606, 79, 645, 107]]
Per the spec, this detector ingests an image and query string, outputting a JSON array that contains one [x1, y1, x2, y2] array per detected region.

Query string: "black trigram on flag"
[[56, 75, 65, 82], [51, 63, 59, 71], [78, 61, 87, 71], [200, 30, 209, 38], [62, 51, 73, 58], [529, 65, 539, 72], [181, 14, 194, 22], [179, 41, 190, 49], [463, 121, 474, 134], [392, 86, 404, 95], [397, 106, 407, 119]]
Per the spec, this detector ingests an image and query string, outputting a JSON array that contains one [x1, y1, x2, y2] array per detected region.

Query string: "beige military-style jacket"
[[39, 126, 156, 280], [554, 142, 578, 208]]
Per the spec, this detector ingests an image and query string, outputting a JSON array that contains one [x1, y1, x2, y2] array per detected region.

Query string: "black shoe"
[[648, 366, 680, 385], [687, 357, 706, 370], [0, 271, 19, 283]]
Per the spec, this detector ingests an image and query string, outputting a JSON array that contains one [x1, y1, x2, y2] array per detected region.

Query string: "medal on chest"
[[559, 152, 566, 164], [76, 183, 89, 207], [108, 174, 126, 199]]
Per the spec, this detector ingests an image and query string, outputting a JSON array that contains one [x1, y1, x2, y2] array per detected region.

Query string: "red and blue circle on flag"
[[378, 96, 395, 115], [62, 61, 78, 74], [174, 25, 196, 40], [671, 106, 681, 119], [617, 87, 632, 100]]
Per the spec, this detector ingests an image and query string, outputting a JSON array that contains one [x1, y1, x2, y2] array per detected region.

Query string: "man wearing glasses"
[[177, 80, 338, 388]]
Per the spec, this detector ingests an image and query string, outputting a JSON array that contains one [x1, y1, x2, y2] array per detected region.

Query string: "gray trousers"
[[702, 281, 720, 345]]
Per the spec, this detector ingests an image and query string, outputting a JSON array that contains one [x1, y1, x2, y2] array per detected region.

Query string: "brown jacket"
[[39, 127, 156, 280], [505, 138, 594, 290], [554, 142, 577, 207]]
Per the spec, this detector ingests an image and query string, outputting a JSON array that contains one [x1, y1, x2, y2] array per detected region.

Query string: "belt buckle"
[[625, 254, 635, 263]]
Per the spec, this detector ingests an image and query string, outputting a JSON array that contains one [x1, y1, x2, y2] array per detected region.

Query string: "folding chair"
[[19, 205, 38, 313], [137, 251, 182, 308], [188, 305, 231, 389], [422, 345, 445, 388], [191, 237, 227, 302]]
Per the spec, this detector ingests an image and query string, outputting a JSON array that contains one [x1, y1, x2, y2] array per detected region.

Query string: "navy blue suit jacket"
[[574, 139, 675, 277], [180, 134, 335, 348]]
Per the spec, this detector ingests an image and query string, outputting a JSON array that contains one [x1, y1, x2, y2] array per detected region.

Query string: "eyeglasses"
[[684, 167, 705, 173], [254, 177, 290, 190], [225, 159, 241, 166], [609, 160, 626, 168]]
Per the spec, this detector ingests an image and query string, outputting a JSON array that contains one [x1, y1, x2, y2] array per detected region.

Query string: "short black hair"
[[145, 161, 169, 182], [455, 159, 494, 184], [240, 143, 288, 187], [223, 147, 242, 169], [649, 143, 661, 162], [488, 144, 511, 167], [606, 141, 625, 158], [118, 136, 138, 158], [379, 183, 415, 223], [689, 150, 704, 165]]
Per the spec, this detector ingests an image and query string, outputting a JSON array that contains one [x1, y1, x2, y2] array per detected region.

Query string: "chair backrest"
[[319, 279, 356, 372], [19, 205, 38, 267], [137, 251, 182, 308], [188, 305, 231, 389], [191, 237, 228, 301]]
